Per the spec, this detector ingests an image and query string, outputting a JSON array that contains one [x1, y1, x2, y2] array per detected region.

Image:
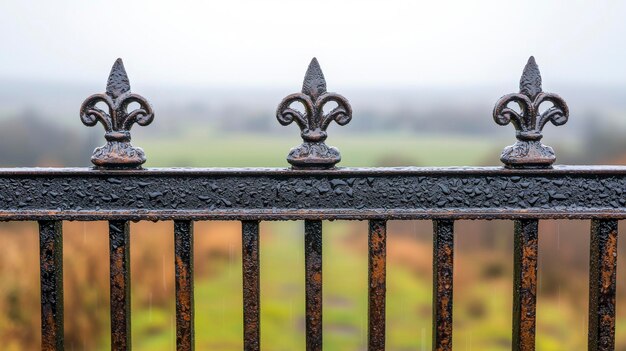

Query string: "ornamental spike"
[[80, 59, 154, 169], [276, 58, 352, 169], [106, 58, 131, 99], [302, 57, 327, 100], [492, 56, 569, 168], [519, 56, 542, 100]]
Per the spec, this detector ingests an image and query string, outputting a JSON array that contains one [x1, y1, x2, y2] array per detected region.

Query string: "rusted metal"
[[432, 220, 454, 351], [0, 167, 625, 221], [242, 220, 260, 351], [109, 220, 131, 350], [588, 219, 618, 351], [175, 220, 194, 351], [80, 59, 154, 169], [368, 220, 386, 350], [39, 220, 64, 351], [305, 220, 323, 351], [512, 219, 538, 351], [3, 54, 626, 351], [276, 58, 352, 169], [493, 56, 569, 168]]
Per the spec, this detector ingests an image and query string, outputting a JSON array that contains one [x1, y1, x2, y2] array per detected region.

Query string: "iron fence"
[[3, 56, 623, 350]]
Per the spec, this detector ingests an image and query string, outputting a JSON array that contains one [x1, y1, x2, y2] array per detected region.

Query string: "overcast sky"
[[0, 1, 625, 88]]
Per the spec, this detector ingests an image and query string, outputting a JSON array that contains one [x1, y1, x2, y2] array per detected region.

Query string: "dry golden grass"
[[0, 220, 242, 350]]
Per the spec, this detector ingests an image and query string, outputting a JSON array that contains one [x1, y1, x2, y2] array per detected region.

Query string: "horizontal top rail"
[[0, 166, 625, 221], [0, 165, 625, 175]]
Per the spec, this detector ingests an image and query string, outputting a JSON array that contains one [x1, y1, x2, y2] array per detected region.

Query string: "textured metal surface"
[[432, 220, 454, 351], [109, 220, 131, 350], [276, 58, 352, 169], [493, 57, 569, 168], [174, 221, 194, 351], [242, 221, 260, 351], [512, 219, 538, 351], [588, 219, 618, 351], [80, 59, 154, 169], [0, 167, 626, 220], [5, 52, 622, 351], [368, 220, 386, 350], [39, 220, 64, 351], [305, 220, 323, 351]]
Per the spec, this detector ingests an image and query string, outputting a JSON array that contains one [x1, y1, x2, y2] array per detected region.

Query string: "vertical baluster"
[[305, 220, 323, 351], [512, 219, 538, 351], [242, 221, 260, 351], [39, 220, 64, 351], [368, 220, 386, 350], [432, 220, 454, 351], [109, 220, 131, 350], [588, 219, 618, 351], [175, 221, 194, 350]]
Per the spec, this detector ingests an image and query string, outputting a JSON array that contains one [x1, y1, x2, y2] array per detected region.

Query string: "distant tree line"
[[0, 109, 97, 166]]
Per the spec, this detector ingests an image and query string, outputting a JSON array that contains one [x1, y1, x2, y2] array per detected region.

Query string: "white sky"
[[0, 0, 625, 88]]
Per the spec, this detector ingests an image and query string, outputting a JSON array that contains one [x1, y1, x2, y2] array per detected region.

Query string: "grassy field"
[[138, 129, 501, 168], [122, 221, 596, 351], [129, 221, 434, 351]]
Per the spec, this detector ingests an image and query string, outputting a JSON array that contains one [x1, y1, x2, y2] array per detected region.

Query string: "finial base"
[[287, 142, 341, 169], [500, 140, 555, 169], [91, 142, 147, 169]]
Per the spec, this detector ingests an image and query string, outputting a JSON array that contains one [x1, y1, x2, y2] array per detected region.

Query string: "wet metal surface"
[[512, 219, 538, 351], [80, 59, 154, 169], [588, 219, 618, 351], [39, 220, 64, 351], [242, 221, 260, 351], [0, 167, 626, 220], [109, 220, 131, 350], [305, 220, 323, 351], [174, 221, 194, 351], [277, 58, 352, 169], [493, 57, 568, 169], [368, 220, 386, 350], [432, 220, 454, 351]]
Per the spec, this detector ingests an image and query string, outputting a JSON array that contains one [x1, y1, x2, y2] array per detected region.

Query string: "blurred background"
[[1, 0, 626, 350]]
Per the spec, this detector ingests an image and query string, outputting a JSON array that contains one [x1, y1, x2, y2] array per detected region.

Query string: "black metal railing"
[[3, 56, 622, 351]]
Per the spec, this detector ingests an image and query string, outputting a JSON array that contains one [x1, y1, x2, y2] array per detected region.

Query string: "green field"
[[139, 129, 501, 168], [121, 221, 593, 351], [128, 222, 433, 351]]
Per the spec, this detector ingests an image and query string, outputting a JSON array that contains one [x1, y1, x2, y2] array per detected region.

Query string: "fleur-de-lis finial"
[[276, 58, 352, 169], [492, 56, 569, 168], [80, 58, 154, 169]]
